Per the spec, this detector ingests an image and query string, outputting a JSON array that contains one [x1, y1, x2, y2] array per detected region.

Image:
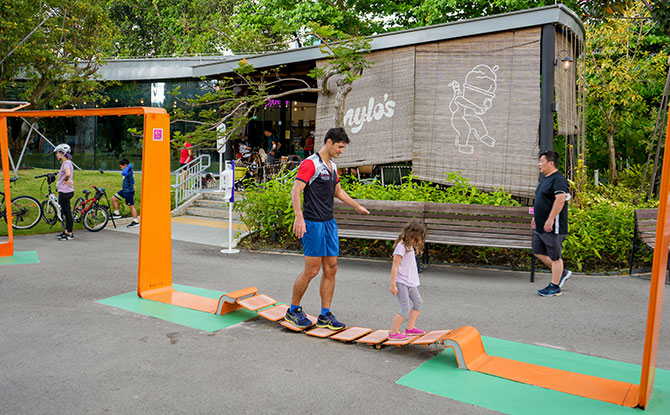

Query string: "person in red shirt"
[[284, 127, 369, 330], [180, 142, 193, 166]]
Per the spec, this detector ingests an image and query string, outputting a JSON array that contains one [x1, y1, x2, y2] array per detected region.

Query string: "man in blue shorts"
[[284, 127, 369, 330], [111, 158, 139, 228], [533, 150, 572, 296]]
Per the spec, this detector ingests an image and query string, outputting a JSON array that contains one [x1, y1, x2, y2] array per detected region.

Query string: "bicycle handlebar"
[[34, 173, 57, 179]]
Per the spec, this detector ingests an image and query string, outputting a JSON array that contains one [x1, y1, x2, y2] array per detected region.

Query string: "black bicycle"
[[0, 177, 43, 230]]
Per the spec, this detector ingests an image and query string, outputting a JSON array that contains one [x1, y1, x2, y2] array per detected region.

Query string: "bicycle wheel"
[[41, 200, 58, 225], [83, 205, 109, 232], [72, 197, 84, 223], [10, 196, 42, 229]]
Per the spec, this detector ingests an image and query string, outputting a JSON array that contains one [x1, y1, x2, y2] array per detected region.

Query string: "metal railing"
[[172, 155, 211, 208]]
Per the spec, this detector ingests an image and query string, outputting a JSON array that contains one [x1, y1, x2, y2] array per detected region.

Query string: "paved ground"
[[1, 226, 669, 414]]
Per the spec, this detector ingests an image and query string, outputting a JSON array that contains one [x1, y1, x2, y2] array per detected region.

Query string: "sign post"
[[220, 160, 239, 254]]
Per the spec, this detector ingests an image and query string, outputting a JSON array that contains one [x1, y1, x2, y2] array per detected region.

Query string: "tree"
[[168, 26, 371, 151], [0, 0, 114, 109], [106, 0, 254, 57], [584, 5, 668, 182]]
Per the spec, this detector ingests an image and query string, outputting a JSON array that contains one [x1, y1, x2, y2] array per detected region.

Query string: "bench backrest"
[[635, 208, 658, 249], [335, 198, 533, 249], [334, 199, 424, 236], [424, 202, 533, 249]]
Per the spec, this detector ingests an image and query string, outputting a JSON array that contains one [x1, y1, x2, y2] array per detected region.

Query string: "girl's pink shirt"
[[393, 241, 420, 287]]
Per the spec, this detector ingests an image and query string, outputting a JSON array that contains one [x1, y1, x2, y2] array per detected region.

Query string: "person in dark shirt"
[[265, 129, 280, 164], [533, 150, 572, 296], [284, 127, 369, 330], [111, 158, 139, 228]]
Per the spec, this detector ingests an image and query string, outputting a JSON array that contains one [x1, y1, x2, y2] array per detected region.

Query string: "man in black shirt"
[[533, 150, 572, 296]]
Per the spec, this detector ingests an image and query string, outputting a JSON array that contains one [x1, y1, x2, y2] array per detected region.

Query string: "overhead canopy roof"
[[96, 3, 583, 81]]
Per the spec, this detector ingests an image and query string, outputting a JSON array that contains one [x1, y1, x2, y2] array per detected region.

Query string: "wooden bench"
[[334, 199, 425, 242], [629, 208, 670, 283], [335, 199, 537, 282]]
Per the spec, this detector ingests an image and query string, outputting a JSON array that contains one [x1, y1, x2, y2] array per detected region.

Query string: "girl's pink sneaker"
[[405, 327, 426, 335], [388, 332, 408, 340]]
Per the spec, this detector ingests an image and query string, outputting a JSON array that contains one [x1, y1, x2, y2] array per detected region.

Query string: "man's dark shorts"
[[532, 231, 566, 261], [115, 189, 135, 206]]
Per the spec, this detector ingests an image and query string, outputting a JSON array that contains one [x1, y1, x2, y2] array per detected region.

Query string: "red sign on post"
[[153, 128, 163, 141]]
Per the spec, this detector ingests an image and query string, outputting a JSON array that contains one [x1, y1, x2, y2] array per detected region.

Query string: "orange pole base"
[[442, 326, 639, 407]]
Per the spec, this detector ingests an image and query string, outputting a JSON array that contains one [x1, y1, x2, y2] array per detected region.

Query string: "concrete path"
[[1, 227, 669, 414]]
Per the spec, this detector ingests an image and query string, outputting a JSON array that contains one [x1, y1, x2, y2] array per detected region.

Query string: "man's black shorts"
[[532, 231, 566, 261]]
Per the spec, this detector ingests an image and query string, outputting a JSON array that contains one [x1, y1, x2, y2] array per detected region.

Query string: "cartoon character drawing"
[[448, 64, 499, 154]]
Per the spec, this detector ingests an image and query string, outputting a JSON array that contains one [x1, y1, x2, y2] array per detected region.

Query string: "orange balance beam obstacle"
[[5, 107, 666, 409]]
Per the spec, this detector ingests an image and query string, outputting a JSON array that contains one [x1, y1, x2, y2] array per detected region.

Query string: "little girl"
[[388, 218, 427, 340]]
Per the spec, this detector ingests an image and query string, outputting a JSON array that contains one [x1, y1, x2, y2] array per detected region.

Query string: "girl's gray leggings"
[[396, 283, 423, 316]]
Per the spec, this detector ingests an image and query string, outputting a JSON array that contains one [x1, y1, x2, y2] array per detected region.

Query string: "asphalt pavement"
[[1, 224, 669, 414]]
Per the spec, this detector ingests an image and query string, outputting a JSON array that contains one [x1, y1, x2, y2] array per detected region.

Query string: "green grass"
[[1, 167, 145, 236]]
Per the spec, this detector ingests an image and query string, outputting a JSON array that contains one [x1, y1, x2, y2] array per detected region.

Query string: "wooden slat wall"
[[315, 46, 416, 167], [412, 28, 542, 198]]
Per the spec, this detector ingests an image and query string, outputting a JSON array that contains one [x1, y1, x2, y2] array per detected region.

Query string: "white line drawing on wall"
[[448, 64, 499, 154]]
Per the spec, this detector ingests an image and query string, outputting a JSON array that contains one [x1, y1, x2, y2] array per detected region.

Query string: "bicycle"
[[72, 185, 113, 232], [34, 172, 65, 232], [0, 177, 42, 230]]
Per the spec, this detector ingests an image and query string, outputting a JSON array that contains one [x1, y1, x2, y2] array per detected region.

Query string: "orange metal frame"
[[1, 106, 667, 409], [0, 115, 14, 257]]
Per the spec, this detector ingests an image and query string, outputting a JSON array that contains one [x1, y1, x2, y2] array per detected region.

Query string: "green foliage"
[[1, 0, 114, 108], [106, 0, 240, 57], [235, 168, 296, 242], [584, 4, 670, 180], [340, 172, 519, 205], [236, 170, 519, 244]]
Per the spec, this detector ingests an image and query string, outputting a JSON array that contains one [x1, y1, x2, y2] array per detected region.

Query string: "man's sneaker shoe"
[[56, 232, 67, 239], [316, 312, 346, 330], [405, 327, 426, 336], [284, 307, 312, 329], [127, 221, 139, 228], [57, 233, 74, 241], [559, 270, 572, 288], [388, 332, 408, 340], [112, 214, 122, 219], [538, 283, 561, 297]]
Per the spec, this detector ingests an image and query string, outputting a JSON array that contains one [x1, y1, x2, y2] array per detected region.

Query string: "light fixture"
[[140, 98, 144, 104], [554, 49, 573, 71]]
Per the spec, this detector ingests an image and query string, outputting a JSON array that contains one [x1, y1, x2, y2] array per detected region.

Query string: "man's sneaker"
[[284, 307, 312, 329], [56, 232, 67, 239], [112, 214, 122, 219], [559, 270, 572, 288], [127, 221, 139, 228], [316, 312, 346, 330], [388, 332, 408, 340], [538, 283, 561, 297], [405, 327, 426, 336], [57, 233, 74, 241]]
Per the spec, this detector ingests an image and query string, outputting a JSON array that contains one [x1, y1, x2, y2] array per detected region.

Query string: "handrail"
[[172, 154, 211, 208]]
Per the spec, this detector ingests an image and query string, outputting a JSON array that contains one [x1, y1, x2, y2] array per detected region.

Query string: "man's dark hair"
[[324, 127, 350, 144], [119, 158, 129, 166], [540, 150, 559, 167]]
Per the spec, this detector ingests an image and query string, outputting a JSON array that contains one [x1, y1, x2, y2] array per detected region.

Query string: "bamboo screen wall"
[[314, 28, 545, 197], [315, 46, 415, 166], [413, 28, 542, 197], [554, 29, 579, 136]]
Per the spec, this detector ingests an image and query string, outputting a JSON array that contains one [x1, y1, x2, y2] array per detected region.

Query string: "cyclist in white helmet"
[[54, 143, 75, 240]]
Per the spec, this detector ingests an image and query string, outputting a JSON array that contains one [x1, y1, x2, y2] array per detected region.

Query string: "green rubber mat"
[[0, 250, 39, 266], [397, 336, 670, 414], [98, 284, 259, 332]]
